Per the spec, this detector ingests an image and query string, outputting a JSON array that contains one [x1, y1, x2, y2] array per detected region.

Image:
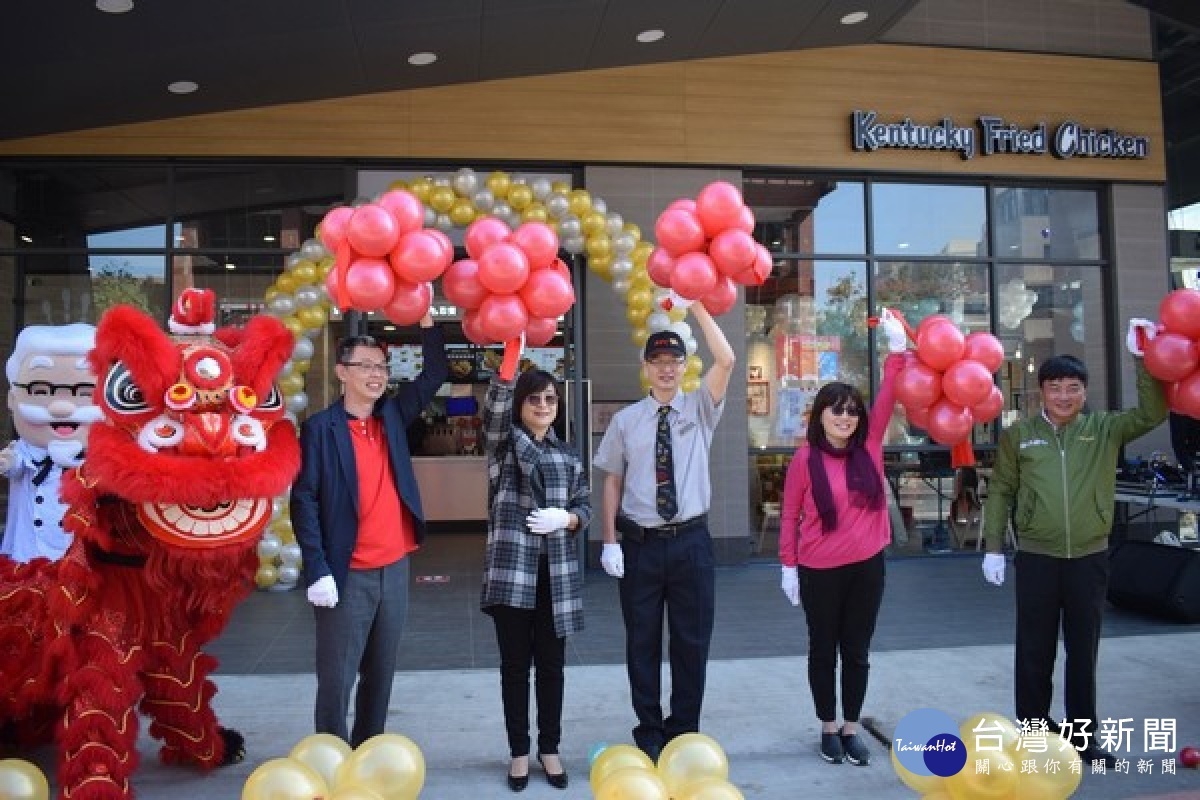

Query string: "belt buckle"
[[658, 521, 682, 537]]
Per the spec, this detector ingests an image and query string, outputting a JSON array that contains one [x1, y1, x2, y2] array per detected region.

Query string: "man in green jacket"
[[981, 319, 1167, 767]]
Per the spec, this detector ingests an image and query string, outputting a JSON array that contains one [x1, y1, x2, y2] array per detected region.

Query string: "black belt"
[[617, 513, 708, 542]]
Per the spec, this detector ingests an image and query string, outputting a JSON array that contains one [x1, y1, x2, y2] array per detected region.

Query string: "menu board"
[[440, 344, 565, 383], [388, 345, 423, 382]]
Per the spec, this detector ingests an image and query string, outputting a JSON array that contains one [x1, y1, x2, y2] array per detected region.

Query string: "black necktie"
[[655, 406, 678, 521], [31, 456, 53, 487]]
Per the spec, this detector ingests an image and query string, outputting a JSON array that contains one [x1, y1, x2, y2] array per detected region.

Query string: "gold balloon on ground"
[[590, 745, 655, 795]]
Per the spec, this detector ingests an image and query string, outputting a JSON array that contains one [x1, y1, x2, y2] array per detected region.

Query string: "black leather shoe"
[[537, 753, 569, 789], [840, 732, 871, 766], [820, 732, 844, 764], [507, 758, 529, 792]]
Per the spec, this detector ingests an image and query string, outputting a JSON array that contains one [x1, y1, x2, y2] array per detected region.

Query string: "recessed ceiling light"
[[897, 242, 910, 249], [168, 80, 199, 95], [383, 325, 396, 332], [840, 11, 869, 25], [407, 52, 437, 66], [96, 0, 133, 13], [636, 29, 665, 43], [225, 262, 236, 270], [20, 235, 32, 243], [263, 235, 276, 242]]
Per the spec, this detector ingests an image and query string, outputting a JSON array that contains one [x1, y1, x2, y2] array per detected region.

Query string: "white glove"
[[982, 553, 1006, 586], [306, 575, 339, 608], [0, 442, 14, 473], [659, 290, 694, 312], [527, 507, 571, 534], [878, 309, 907, 353], [781, 566, 800, 606], [1125, 318, 1157, 357], [601, 543, 625, 578]]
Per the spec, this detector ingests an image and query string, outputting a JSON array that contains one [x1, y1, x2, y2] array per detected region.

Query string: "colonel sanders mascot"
[[0, 289, 300, 800], [1, 323, 99, 562]]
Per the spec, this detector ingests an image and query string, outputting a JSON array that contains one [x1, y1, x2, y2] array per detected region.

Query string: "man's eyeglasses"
[[828, 405, 861, 417], [14, 381, 95, 398], [646, 357, 685, 369], [341, 362, 389, 376], [525, 394, 558, 408]]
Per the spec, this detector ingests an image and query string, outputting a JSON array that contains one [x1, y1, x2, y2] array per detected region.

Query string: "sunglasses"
[[525, 394, 559, 408], [828, 405, 861, 417]]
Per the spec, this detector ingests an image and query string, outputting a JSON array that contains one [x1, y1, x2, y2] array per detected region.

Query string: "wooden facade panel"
[[0, 45, 1163, 182]]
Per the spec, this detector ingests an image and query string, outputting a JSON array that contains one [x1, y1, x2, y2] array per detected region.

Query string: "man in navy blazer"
[[291, 313, 448, 746]]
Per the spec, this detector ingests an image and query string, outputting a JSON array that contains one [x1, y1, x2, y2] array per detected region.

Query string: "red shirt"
[[347, 416, 415, 568]]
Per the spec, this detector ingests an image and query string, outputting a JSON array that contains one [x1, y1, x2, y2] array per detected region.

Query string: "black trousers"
[[618, 524, 716, 756], [798, 551, 886, 724], [490, 556, 566, 758], [1014, 550, 1109, 733]]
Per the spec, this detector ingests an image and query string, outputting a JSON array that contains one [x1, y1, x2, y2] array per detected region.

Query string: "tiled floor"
[[208, 533, 1200, 675]]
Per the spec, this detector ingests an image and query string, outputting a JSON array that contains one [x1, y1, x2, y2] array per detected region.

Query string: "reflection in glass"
[[871, 183, 987, 256], [744, 177, 865, 255], [21, 253, 167, 325], [992, 187, 1099, 260]]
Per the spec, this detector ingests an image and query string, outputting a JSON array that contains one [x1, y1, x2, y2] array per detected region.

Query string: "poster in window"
[[748, 381, 770, 416]]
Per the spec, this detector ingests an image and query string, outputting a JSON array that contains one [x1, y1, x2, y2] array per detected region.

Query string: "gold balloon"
[[682, 376, 701, 393], [623, 222, 643, 241], [656, 733, 729, 798], [241, 757, 328, 800], [507, 183, 534, 211], [589, 252, 614, 274], [282, 316, 306, 340], [0, 759, 48, 800], [631, 327, 650, 347], [427, 185, 456, 214], [667, 307, 688, 323], [586, 235, 613, 260], [678, 777, 745, 800], [1014, 734, 1081, 800], [891, 748, 945, 794], [521, 204, 549, 223], [297, 306, 328, 330], [292, 262, 318, 285], [551, 180, 572, 194], [265, 287, 281, 303], [630, 270, 653, 291], [960, 712, 1022, 758], [386, 179, 409, 191], [407, 177, 433, 203], [945, 745, 1017, 800], [318, 256, 335, 278], [568, 188, 592, 217], [626, 305, 652, 328], [590, 745, 655, 794], [289, 734, 353, 789], [334, 734, 425, 800], [486, 171, 512, 199], [271, 518, 295, 539], [330, 785, 385, 800], [581, 210, 607, 237], [686, 355, 704, 377], [279, 373, 306, 396], [449, 198, 476, 227], [631, 241, 655, 266], [596, 766, 669, 800], [291, 358, 312, 375], [921, 792, 955, 800], [255, 565, 279, 589], [627, 287, 654, 312], [640, 372, 652, 393], [275, 273, 299, 294]]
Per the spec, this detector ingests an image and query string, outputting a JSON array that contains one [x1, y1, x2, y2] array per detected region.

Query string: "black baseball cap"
[[643, 330, 686, 360]]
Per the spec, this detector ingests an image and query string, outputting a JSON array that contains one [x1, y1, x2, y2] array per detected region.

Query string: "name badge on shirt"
[[675, 419, 696, 436]]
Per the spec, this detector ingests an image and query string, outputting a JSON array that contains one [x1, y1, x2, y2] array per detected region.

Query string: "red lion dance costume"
[[0, 289, 301, 800]]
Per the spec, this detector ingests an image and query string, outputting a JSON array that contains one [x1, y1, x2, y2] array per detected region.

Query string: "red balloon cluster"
[[1141, 288, 1200, 419], [895, 315, 1006, 446], [318, 190, 455, 325], [442, 217, 575, 346], [647, 181, 771, 316]]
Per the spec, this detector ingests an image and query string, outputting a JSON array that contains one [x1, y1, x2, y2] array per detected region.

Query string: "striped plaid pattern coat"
[[480, 376, 591, 637]]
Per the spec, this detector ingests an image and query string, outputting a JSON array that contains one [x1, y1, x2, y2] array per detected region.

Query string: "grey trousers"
[[313, 557, 410, 747]]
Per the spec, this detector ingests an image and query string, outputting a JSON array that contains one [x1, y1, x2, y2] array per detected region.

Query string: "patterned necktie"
[[655, 406, 678, 521]]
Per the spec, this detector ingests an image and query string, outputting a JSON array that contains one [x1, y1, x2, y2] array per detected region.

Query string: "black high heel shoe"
[[507, 757, 529, 792], [537, 753, 569, 790]]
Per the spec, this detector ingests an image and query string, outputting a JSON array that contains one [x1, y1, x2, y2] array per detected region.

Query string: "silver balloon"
[[257, 535, 281, 560], [285, 411, 300, 428], [531, 177, 553, 200], [424, 206, 438, 227], [647, 311, 671, 331], [685, 337, 699, 356], [305, 324, 323, 339], [614, 233, 637, 256], [546, 193, 570, 220], [492, 202, 514, 225], [433, 176, 452, 187], [294, 286, 321, 308], [510, 176, 528, 186], [277, 565, 301, 585], [285, 253, 306, 271], [563, 235, 586, 255], [472, 188, 495, 212], [453, 167, 478, 196], [286, 391, 309, 414], [611, 277, 632, 294], [271, 496, 286, 519], [279, 543, 303, 566], [292, 336, 314, 361], [670, 320, 693, 341], [591, 197, 608, 215], [278, 361, 295, 378], [268, 294, 296, 316], [558, 216, 582, 238], [605, 213, 625, 237], [611, 258, 634, 279], [436, 213, 454, 231], [301, 239, 327, 260]]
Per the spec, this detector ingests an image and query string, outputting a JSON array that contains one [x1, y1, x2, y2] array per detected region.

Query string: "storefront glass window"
[[992, 186, 1099, 260], [21, 253, 168, 327], [871, 183, 987, 256], [749, 177, 865, 255]]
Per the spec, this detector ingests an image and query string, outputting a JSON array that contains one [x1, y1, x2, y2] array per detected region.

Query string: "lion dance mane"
[[0, 289, 300, 799]]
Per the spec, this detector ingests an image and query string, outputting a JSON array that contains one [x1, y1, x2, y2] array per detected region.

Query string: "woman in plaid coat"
[[481, 366, 590, 791]]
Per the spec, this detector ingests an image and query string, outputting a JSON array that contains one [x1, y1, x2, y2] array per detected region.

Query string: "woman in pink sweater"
[[779, 338, 907, 767]]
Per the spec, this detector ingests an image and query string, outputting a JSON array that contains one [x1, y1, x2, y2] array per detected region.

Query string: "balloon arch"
[[252, 168, 705, 590]]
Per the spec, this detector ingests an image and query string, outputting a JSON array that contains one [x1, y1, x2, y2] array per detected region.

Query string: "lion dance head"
[[0, 289, 301, 799]]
